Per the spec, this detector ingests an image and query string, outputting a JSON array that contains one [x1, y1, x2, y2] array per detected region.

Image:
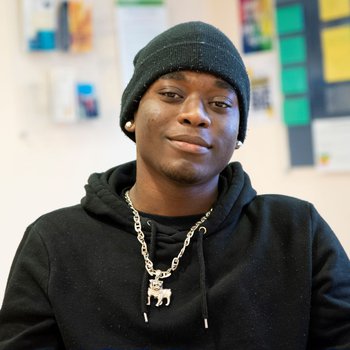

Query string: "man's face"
[[132, 70, 240, 186]]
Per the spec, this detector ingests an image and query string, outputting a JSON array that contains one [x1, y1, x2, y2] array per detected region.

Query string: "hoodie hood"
[[81, 160, 257, 236], [81, 160, 256, 329]]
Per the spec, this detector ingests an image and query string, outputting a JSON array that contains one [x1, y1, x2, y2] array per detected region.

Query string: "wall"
[[0, 0, 134, 304], [208, 0, 350, 258], [0, 0, 349, 305]]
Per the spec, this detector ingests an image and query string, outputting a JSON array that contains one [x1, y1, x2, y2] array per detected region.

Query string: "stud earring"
[[235, 141, 243, 149], [125, 121, 134, 130]]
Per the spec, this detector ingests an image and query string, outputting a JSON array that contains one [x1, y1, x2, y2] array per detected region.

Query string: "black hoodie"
[[0, 161, 349, 350]]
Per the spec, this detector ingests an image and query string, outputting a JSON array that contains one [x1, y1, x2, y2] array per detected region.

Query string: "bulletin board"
[[275, 0, 350, 170]]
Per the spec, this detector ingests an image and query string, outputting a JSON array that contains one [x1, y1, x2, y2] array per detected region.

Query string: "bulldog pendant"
[[147, 277, 172, 307]]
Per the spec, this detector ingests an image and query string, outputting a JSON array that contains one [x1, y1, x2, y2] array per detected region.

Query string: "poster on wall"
[[245, 54, 279, 123], [21, 0, 94, 53], [115, 0, 167, 86], [67, 0, 93, 53], [275, 0, 350, 169], [56, 0, 94, 53], [22, 0, 57, 51], [240, 0, 274, 53], [77, 83, 99, 119], [50, 68, 99, 123]]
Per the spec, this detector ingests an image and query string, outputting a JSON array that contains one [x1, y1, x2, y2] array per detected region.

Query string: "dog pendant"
[[147, 277, 172, 307]]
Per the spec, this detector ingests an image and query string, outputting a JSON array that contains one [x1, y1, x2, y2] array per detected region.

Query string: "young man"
[[0, 21, 349, 350]]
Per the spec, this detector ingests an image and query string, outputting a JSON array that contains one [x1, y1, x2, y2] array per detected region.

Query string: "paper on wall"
[[115, 1, 167, 87], [319, 0, 350, 22], [245, 53, 280, 123], [312, 117, 350, 172], [321, 25, 350, 83], [49, 68, 78, 123]]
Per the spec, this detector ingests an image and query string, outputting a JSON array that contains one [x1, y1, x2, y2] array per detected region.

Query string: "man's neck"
[[128, 176, 219, 217]]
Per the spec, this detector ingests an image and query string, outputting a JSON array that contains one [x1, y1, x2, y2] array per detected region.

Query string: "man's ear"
[[124, 120, 136, 132]]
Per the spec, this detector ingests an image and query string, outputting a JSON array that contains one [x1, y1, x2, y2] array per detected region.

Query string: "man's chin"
[[161, 163, 208, 185]]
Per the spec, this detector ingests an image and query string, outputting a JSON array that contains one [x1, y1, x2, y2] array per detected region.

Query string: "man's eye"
[[159, 91, 182, 99], [212, 101, 231, 109]]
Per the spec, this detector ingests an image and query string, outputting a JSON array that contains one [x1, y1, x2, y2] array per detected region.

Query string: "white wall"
[[0, 0, 135, 304], [0, 0, 349, 304]]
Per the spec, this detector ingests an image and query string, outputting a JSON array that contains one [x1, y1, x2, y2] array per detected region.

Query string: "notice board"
[[275, 0, 350, 170]]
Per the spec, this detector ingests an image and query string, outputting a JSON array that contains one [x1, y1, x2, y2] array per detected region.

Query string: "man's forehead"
[[160, 72, 186, 81], [159, 71, 235, 93]]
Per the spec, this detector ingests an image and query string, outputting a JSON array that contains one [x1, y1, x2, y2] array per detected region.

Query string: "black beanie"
[[119, 21, 250, 143]]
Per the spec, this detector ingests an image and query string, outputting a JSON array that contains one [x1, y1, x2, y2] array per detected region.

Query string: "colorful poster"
[[21, 0, 57, 51], [77, 83, 99, 119], [240, 0, 274, 53], [68, 0, 93, 53], [276, 0, 350, 167], [50, 68, 99, 123]]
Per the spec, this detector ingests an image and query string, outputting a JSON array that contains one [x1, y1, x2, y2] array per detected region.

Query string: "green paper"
[[281, 66, 308, 94], [276, 4, 305, 35], [283, 97, 310, 126], [117, 0, 163, 5], [279, 36, 306, 65]]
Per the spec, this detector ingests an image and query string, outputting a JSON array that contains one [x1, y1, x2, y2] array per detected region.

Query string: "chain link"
[[124, 190, 212, 279]]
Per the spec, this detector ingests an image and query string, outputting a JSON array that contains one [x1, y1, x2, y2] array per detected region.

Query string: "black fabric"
[[119, 21, 250, 143], [1, 161, 350, 350], [197, 230, 209, 328], [137, 211, 211, 326]]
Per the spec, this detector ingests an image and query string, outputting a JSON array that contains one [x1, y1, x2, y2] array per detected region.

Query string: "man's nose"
[[177, 96, 211, 128]]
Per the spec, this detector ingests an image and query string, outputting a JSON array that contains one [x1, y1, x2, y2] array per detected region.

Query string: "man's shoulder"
[[36, 203, 85, 223], [28, 204, 92, 241], [254, 193, 310, 205], [249, 193, 312, 216]]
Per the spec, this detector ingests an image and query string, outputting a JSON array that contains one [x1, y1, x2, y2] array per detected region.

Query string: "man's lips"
[[169, 135, 211, 148], [167, 135, 212, 154]]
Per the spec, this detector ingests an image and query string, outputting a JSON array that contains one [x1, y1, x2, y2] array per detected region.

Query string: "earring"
[[235, 141, 243, 149], [125, 120, 134, 130]]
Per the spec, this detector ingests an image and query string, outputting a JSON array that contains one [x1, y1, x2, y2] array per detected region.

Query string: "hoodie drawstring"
[[140, 220, 210, 329], [197, 226, 209, 329], [141, 220, 157, 323]]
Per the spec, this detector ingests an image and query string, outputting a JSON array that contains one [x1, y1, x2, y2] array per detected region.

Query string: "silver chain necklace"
[[124, 190, 212, 317]]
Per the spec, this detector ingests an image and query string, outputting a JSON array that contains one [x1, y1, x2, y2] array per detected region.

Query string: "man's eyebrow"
[[160, 72, 186, 81], [160, 72, 235, 93], [215, 79, 235, 93]]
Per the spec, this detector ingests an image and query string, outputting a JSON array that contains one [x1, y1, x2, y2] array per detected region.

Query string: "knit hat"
[[119, 21, 250, 143]]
